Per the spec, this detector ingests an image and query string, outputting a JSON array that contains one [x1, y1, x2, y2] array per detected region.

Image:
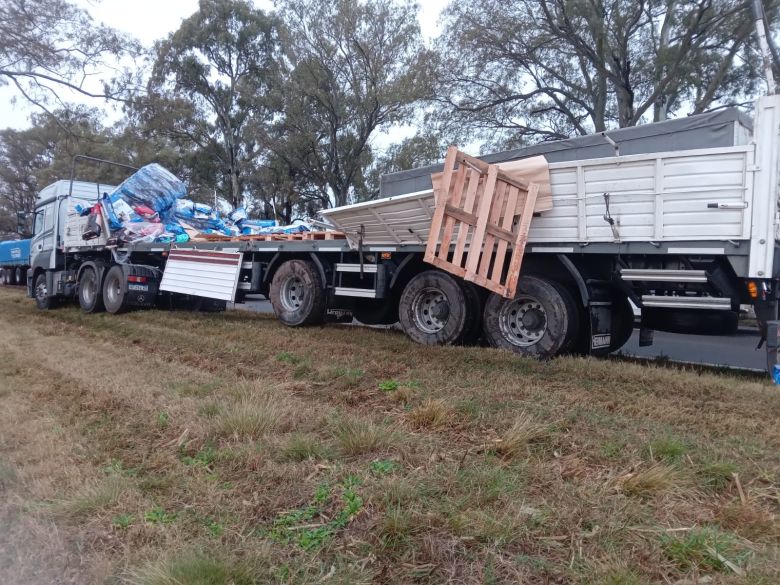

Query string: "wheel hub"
[[411, 287, 449, 333], [499, 296, 547, 347], [280, 275, 305, 312]]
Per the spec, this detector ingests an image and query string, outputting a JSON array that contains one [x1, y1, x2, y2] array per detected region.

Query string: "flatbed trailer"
[[25, 95, 780, 372]]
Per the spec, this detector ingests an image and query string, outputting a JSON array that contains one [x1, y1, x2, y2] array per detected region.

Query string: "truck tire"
[[270, 259, 326, 326], [482, 275, 580, 359], [398, 270, 475, 345], [78, 266, 104, 313], [7, 268, 16, 285], [33, 272, 54, 310], [102, 265, 128, 314], [15, 267, 22, 285], [460, 281, 485, 345], [0, 268, 5, 285]]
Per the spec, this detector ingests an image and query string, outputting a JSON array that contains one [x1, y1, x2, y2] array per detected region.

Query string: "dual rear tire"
[[77, 265, 126, 314]]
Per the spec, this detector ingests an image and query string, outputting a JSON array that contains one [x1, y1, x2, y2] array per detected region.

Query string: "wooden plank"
[[437, 163, 468, 261], [464, 165, 498, 276], [452, 168, 481, 267], [475, 180, 510, 279], [491, 184, 521, 282], [424, 147, 458, 263], [504, 183, 540, 296]]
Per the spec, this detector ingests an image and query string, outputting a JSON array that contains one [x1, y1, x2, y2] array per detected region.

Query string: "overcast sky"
[[0, 0, 448, 129]]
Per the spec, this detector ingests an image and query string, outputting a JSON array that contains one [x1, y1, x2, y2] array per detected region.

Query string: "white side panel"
[[160, 249, 242, 301], [324, 145, 754, 246], [749, 95, 780, 277]]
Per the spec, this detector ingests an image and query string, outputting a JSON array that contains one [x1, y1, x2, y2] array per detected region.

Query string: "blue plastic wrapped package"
[[109, 163, 186, 220], [240, 219, 277, 228], [229, 207, 248, 223]]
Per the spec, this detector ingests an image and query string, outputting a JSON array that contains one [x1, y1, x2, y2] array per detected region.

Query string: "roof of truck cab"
[[380, 107, 753, 198], [36, 180, 117, 207]]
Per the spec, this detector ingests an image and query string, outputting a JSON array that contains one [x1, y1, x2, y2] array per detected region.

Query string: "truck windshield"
[[33, 209, 44, 235]]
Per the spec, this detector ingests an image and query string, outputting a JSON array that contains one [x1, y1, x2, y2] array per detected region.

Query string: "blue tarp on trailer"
[[0, 239, 30, 266]]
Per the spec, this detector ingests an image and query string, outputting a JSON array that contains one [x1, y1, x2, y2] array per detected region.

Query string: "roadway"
[[234, 296, 767, 371]]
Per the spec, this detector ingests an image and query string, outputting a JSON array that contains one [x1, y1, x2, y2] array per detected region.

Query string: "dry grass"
[[329, 417, 394, 456], [491, 411, 549, 460], [405, 397, 455, 429], [213, 388, 296, 439], [616, 464, 681, 497], [0, 287, 777, 584]]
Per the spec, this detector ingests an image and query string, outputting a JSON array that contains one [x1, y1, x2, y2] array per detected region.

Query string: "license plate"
[[128, 284, 149, 292], [591, 334, 611, 349]]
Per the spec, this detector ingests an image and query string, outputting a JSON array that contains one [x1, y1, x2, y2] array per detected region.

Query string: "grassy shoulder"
[[0, 287, 777, 584]]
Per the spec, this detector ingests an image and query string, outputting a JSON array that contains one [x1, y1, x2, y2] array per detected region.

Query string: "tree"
[[271, 0, 433, 208], [147, 0, 282, 208], [0, 0, 139, 118], [0, 107, 126, 237], [434, 0, 774, 149]]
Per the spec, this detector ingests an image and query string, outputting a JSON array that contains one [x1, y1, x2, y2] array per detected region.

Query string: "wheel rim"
[[82, 271, 96, 306], [35, 279, 47, 301], [106, 275, 121, 305], [498, 295, 547, 347], [280, 275, 304, 311], [410, 286, 449, 333]]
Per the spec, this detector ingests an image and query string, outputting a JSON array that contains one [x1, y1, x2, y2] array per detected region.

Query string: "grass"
[[405, 397, 455, 429], [0, 287, 777, 584], [660, 527, 751, 573], [491, 412, 549, 460], [213, 389, 294, 439], [329, 417, 394, 456], [616, 464, 680, 497], [125, 551, 268, 585]]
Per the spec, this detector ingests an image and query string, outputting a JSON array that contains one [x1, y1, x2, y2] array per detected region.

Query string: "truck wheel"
[[270, 259, 326, 326], [78, 267, 105, 313], [34, 272, 54, 310], [15, 267, 22, 285], [7, 268, 16, 285], [398, 270, 474, 345], [102, 265, 128, 314], [0, 268, 5, 285], [482, 275, 579, 359]]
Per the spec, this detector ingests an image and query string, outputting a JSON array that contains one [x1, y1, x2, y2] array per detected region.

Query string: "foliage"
[[0, 0, 140, 117], [147, 0, 283, 207], [433, 0, 776, 149], [271, 0, 434, 208]]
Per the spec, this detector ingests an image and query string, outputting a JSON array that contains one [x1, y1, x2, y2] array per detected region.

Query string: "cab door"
[[30, 202, 55, 270]]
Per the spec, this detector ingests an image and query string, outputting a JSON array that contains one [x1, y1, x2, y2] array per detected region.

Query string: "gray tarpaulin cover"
[[380, 108, 753, 198]]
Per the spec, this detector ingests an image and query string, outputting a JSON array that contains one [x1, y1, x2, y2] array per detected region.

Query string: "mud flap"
[[588, 301, 613, 354], [765, 321, 780, 381]]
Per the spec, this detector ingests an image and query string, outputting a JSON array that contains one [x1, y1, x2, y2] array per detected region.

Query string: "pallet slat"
[[424, 146, 542, 299]]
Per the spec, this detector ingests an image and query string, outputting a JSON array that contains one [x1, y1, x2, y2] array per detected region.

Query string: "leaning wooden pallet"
[[424, 146, 541, 299]]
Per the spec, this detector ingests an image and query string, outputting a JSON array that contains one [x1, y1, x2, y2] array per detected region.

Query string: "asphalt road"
[[235, 296, 767, 371]]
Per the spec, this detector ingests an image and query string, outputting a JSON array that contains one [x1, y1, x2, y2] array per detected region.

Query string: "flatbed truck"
[[24, 95, 780, 373]]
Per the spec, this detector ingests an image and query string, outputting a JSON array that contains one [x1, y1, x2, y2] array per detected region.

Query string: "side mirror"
[[16, 211, 31, 238]]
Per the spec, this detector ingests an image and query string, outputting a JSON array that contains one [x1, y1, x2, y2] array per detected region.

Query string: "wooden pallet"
[[424, 146, 540, 299], [196, 230, 346, 243]]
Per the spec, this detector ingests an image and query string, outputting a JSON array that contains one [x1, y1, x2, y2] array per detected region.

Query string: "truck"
[[23, 95, 780, 373], [0, 238, 30, 285]]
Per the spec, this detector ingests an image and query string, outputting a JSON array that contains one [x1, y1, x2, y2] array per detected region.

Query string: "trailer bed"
[[321, 145, 754, 247]]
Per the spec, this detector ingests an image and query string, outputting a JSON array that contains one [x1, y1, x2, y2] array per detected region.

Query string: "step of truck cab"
[[620, 268, 708, 283]]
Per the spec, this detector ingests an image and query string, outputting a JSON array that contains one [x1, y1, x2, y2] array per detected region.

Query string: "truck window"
[[44, 204, 54, 231], [33, 208, 45, 235]]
